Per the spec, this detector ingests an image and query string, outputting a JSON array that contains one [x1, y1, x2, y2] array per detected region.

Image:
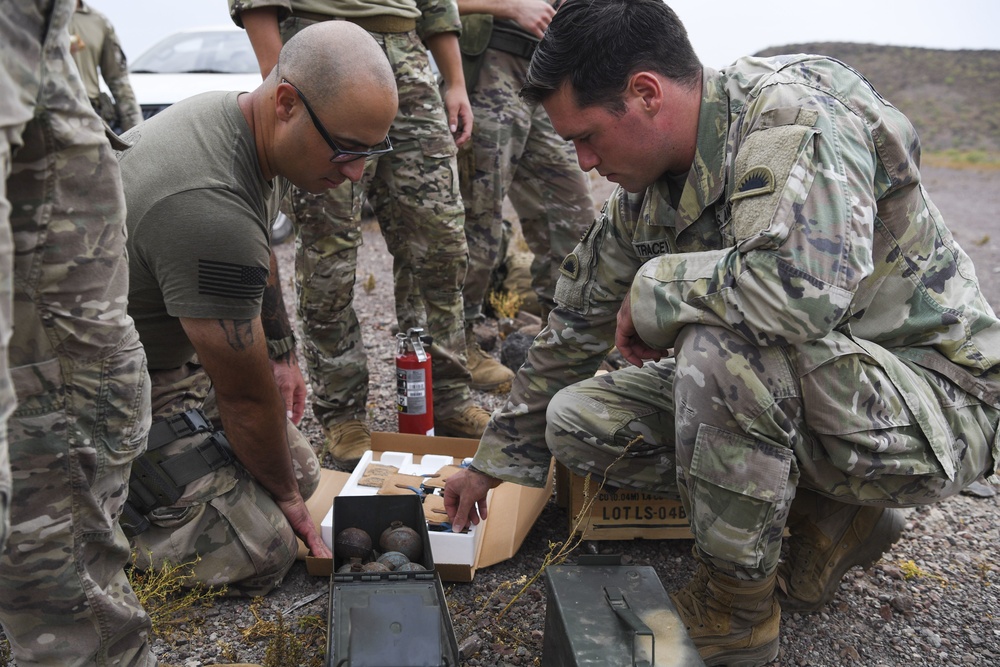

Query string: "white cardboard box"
[[323, 449, 484, 570], [302, 432, 554, 582]]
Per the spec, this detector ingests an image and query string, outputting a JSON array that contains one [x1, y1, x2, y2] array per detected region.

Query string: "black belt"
[[290, 11, 416, 34], [147, 409, 212, 449], [489, 28, 537, 60]]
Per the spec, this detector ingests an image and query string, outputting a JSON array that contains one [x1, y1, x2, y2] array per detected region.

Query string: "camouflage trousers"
[[1, 132, 11, 555], [1, 2, 156, 664], [131, 363, 322, 597], [546, 324, 998, 580], [281, 18, 472, 425], [460, 48, 593, 321]]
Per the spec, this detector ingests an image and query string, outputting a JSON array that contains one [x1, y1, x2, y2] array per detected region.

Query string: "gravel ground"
[[13, 167, 997, 667]]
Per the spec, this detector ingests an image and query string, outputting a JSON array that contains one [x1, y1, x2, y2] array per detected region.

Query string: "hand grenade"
[[396, 327, 434, 435]]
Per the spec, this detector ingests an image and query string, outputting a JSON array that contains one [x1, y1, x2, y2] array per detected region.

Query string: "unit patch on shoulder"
[[559, 253, 580, 280], [731, 166, 775, 201]]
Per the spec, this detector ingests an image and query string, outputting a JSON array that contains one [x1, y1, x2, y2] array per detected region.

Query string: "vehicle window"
[[131, 31, 258, 74]]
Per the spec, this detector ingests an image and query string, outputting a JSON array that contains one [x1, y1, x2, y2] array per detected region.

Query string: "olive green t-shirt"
[[118, 91, 284, 370]]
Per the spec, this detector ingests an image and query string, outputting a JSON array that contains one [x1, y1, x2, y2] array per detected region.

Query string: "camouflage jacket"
[[229, 0, 460, 42], [473, 55, 1000, 487]]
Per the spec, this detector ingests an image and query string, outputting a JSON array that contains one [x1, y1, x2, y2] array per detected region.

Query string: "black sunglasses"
[[282, 78, 393, 163]]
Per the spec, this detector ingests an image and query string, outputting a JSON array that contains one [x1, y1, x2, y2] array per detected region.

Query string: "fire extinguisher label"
[[396, 368, 427, 414]]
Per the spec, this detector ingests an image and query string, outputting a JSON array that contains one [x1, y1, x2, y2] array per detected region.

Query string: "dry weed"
[[127, 552, 227, 639], [488, 289, 523, 320], [243, 602, 326, 667], [363, 273, 377, 293]]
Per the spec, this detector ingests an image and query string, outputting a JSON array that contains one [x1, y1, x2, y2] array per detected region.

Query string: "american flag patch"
[[198, 259, 268, 299]]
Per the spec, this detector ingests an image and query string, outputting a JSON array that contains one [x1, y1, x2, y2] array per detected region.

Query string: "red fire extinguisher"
[[396, 327, 434, 435]]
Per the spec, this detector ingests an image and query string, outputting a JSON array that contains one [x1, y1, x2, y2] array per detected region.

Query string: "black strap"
[[159, 432, 234, 487], [488, 27, 536, 60], [147, 409, 213, 450]]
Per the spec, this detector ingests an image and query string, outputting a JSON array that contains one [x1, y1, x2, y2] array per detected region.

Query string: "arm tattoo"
[[217, 318, 256, 353]]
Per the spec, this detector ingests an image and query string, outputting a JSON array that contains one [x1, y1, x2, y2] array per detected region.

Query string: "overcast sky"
[[91, 0, 999, 70]]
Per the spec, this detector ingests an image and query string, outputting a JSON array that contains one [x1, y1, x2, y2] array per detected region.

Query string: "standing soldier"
[[0, 0, 154, 663], [232, 0, 492, 468], [455, 0, 594, 388], [69, 0, 143, 132]]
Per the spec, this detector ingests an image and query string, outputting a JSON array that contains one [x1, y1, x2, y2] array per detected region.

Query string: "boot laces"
[[672, 566, 723, 631], [786, 524, 834, 587]]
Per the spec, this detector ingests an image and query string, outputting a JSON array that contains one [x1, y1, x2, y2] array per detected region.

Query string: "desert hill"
[[753, 42, 1000, 154]]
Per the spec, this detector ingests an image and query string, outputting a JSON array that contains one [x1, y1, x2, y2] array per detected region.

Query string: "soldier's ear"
[[274, 81, 297, 122], [628, 71, 663, 115]]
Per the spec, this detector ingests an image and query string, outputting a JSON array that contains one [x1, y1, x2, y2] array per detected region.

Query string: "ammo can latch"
[[604, 587, 654, 667]]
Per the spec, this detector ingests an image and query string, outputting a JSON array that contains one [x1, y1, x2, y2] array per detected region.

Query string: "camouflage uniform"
[[130, 363, 322, 597], [460, 18, 593, 321], [0, 13, 13, 560], [473, 56, 1000, 580], [0, 1, 154, 664], [230, 0, 474, 426], [69, 1, 143, 132]]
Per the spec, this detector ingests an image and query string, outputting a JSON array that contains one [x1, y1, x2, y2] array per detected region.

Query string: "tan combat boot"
[[435, 404, 491, 439], [466, 325, 515, 392], [324, 419, 371, 470], [777, 488, 905, 613], [671, 564, 780, 667]]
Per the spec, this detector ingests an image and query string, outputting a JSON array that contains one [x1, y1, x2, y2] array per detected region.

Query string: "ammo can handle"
[[604, 587, 654, 667]]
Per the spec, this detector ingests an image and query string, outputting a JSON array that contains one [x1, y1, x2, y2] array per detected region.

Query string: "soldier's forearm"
[[425, 32, 465, 91], [241, 7, 283, 78]]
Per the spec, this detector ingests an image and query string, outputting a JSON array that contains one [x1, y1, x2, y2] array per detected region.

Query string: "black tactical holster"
[[121, 408, 234, 538]]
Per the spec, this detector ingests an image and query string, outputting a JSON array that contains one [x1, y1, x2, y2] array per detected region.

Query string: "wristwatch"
[[266, 334, 296, 360]]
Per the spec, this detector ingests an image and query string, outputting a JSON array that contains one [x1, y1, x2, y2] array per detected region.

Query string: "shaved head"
[[276, 21, 396, 110], [242, 20, 398, 189]]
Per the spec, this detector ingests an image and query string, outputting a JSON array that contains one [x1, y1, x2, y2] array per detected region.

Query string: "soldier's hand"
[[509, 0, 557, 39], [70, 34, 87, 54], [271, 354, 307, 425], [443, 84, 473, 147], [276, 492, 332, 559], [444, 468, 501, 533], [615, 291, 664, 367]]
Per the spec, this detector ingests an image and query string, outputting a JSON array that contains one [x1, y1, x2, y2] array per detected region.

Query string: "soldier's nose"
[[341, 158, 366, 183], [574, 143, 599, 172]]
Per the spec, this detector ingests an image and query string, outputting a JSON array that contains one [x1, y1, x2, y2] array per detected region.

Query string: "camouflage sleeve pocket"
[[687, 424, 793, 568], [554, 216, 601, 311], [730, 121, 819, 248]]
